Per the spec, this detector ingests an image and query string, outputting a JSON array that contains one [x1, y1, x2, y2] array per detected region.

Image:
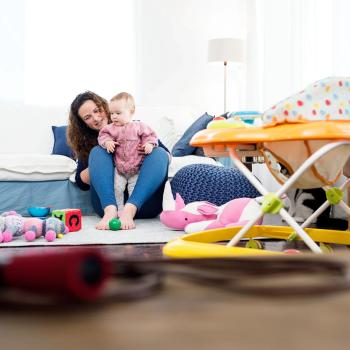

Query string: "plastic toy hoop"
[[163, 225, 350, 258]]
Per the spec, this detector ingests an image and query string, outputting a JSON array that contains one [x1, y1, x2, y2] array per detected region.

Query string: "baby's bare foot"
[[119, 203, 137, 230], [96, 205, 118, 230]]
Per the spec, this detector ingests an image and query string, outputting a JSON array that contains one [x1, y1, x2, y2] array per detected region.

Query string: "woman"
[[67, 91, 170, 230]]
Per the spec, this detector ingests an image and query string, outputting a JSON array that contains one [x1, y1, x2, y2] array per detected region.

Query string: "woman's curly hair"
[[67, 91, 111, 164]]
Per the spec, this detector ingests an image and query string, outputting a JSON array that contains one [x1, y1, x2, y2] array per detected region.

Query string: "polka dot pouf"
[[170, 164, 260, 206]]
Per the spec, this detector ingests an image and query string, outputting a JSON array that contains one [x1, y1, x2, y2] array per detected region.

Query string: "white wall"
[[0, 0, 248, 154], [2, 0, 350, 155], [0, 0, 25, 103], [0, 0, 137, 154], [23, 0, 136, 106]]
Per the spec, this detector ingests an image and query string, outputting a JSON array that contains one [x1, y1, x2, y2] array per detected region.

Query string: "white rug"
[[1, 216, 184, 247]]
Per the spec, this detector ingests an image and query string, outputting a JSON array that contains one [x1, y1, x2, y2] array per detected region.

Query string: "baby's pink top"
[[98, 121, 158, 175]]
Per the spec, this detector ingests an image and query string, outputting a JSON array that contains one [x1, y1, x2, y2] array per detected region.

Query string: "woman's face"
[[78, 100, 108, 131]]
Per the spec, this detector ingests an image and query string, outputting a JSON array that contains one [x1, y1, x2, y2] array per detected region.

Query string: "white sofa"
[[0, 103, 221, 215]]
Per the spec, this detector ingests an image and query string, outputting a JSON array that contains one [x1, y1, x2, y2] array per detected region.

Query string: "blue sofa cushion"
[[52, 125, 74, 159], [171, 112, 213, 156]]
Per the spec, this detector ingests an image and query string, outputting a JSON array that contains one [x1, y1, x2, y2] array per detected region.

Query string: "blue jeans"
[[88, 146, 169, 218]]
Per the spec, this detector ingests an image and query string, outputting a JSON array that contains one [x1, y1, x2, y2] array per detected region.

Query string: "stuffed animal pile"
[[0, 211, 69, 243]]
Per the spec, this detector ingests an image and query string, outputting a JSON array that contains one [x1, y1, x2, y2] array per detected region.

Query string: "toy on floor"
[[0, 211, 25, 243], [27, 206, 51, 218], [160, 182, 262, 233], [184, 197, 263, 234], [0, 211, 69, 243], [109, 218, 121, 231], [51, 208, 82, 232], [23, 217, 69, 242]]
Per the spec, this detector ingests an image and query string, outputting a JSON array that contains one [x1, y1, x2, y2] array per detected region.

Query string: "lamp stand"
[[224, 61, 227, 113]]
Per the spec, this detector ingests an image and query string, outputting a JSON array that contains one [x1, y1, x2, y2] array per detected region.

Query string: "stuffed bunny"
[[160, 184, 263, 233]]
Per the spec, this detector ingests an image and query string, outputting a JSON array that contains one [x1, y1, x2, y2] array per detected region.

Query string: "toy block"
[[52, 209, 82, 232]]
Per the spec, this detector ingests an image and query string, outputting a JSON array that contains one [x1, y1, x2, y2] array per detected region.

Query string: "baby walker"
[[163, 77, 350, 258]]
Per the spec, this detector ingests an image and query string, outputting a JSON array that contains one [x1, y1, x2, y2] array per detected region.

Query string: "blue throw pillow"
[[171, 112, 213, 156], [52, 125, 74, 158]]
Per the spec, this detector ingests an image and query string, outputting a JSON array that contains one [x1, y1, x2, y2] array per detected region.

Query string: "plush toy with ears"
[[183, 197, 263, 234], [160, 181, 263, 233]]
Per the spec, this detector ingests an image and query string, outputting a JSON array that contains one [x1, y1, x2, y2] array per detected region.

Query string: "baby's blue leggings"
[[89, 146, 169, 218]]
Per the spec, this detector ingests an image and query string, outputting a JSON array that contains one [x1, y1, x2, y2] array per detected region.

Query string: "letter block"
[[52, 209, 82, 232]]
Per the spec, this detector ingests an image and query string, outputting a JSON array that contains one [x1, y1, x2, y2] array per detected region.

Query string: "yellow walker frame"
[[163, 121, 350, 257]]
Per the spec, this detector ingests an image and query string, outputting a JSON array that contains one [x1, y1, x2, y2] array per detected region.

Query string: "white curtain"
[[246, 0, 350, 192], [245, 0, 337, 112]]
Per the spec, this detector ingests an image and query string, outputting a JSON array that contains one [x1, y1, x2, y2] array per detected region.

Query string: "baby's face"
[[109, 99, 133, 126]]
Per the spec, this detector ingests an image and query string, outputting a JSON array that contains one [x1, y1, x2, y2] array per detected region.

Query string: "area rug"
[[0, 216, 184, 247]]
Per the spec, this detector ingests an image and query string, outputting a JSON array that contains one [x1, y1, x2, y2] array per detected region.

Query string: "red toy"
[[51, 209, 82, 232]]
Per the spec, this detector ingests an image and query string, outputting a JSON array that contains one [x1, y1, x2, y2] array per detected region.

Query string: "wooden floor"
[[2, 243, 350, 350], [2, 238, 349, 258], [1, 243, 165, 259]]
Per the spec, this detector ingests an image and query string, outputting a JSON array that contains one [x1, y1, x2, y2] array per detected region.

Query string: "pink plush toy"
[[23, 217, 69, 242], [160, 181, 262, 233], [183, 197, 262, 234], [160, 195, 218, 230]]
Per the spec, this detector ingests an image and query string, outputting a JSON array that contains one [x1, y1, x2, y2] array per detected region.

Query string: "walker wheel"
[[245, 239, 263, 250], [319, 242, 333, 253]]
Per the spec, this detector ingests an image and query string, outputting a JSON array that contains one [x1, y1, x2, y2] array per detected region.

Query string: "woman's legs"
[[119, 147, 169, 228], [88, 145, 118, 229]]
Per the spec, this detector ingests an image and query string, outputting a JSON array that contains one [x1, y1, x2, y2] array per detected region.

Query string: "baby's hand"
[[143, 143, 154, 154], [105, 140, 117, 153]]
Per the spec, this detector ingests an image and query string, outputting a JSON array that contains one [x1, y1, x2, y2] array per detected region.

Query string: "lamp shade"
[[208, 38, 244, 63]]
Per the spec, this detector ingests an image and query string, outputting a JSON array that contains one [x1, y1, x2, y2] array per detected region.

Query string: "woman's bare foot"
[[119, 203, 137, 230], [96, 205, 118, 230]]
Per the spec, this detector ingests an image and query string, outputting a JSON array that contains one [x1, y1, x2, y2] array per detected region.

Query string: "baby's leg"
[[114, 171, 127, 212], [127, 174, 139, 198], [119, 174, 139, 230]]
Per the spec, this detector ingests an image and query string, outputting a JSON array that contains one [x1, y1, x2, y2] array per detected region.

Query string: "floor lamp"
[[208, 38, 244, 113]]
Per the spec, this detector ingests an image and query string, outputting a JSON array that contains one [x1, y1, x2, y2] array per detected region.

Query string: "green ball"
[[109, 218, 121, 231]]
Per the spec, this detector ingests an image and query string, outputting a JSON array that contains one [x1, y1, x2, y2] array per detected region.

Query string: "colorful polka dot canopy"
[[258, 77, 350, 188], [262, 77, 350, 127]]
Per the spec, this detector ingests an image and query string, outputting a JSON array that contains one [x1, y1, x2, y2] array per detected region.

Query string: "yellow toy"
[[163, 77, 350, 257]]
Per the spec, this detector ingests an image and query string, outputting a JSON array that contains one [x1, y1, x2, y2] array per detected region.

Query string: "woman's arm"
[[75, 159, 91, 191], [158, 139, 170, 153]]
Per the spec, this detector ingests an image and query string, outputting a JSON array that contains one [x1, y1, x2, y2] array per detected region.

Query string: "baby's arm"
[[139, 122, 158, 154], [98, 126, 118, 153], [143, 142, 154, 154], [104, 140, 117, 153]]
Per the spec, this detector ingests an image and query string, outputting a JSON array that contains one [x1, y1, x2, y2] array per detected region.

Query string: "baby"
[[98, 92, 158, 229]]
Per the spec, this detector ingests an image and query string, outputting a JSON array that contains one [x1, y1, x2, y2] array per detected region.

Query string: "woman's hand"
[[80, 168, 90, 185]]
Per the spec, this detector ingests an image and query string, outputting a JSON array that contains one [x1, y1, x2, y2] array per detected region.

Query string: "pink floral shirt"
[[98, 121, 158, 175]]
